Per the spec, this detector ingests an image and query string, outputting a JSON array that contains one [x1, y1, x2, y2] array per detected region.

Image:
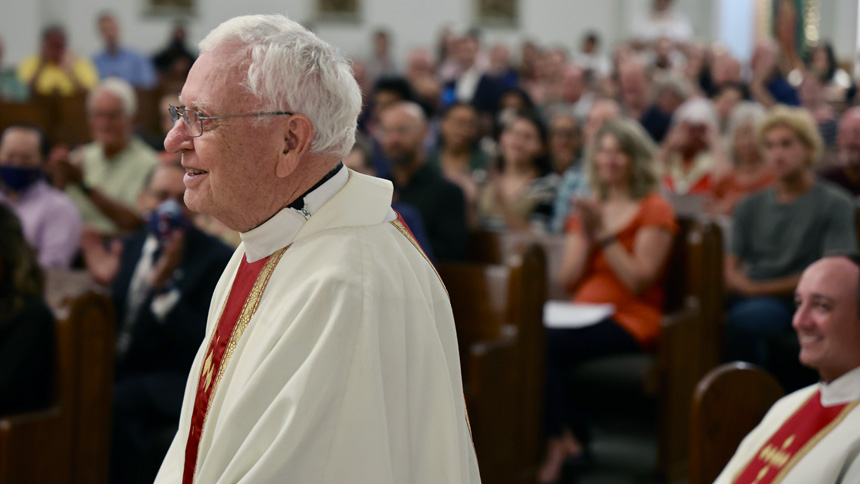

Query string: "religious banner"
[[476, 0, 518, 27], [146, 0, 195, 16], [317, 0, 361, 23]]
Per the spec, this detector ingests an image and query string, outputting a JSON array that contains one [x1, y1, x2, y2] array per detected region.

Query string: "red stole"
[[733, 390, 859, 484], [182, 248, 287, 484]]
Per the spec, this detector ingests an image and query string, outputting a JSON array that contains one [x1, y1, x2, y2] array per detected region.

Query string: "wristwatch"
[[598, 234, 617, 248]]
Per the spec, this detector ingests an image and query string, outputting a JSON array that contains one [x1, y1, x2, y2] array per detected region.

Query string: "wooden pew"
[[0, 95, 91, 147], [689, 362, 783, 484], [0, 101, 48, 134], [467, 216, 720, 481], [136, 87, 166, 140], [439, 243, 547, 484], [0, 291, 115, 484]]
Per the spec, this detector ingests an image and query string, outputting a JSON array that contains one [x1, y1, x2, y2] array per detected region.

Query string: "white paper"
[[543, 301, 615, 329]]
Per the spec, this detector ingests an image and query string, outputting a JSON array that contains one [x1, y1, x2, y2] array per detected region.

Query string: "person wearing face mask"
[[0, 125, 82, 269], [79, 161, 232, 484]]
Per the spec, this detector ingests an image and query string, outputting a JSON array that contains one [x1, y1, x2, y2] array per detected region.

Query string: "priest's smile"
[[184, 168, 208, 187]]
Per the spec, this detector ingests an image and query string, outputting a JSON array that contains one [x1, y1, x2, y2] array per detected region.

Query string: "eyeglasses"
[[168, 104, 294, 138]]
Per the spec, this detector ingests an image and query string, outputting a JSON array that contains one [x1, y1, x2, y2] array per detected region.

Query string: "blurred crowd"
[[3, 0, 860, 482]]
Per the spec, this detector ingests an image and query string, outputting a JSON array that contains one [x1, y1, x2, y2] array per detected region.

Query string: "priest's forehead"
[[803, 256, 860, 310]]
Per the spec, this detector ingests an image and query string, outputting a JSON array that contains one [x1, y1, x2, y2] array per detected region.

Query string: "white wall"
[[4, 0, 855, 73], [0, 0, 42, 67], [716, 0, 756, 62], [0, 0, 631, 68], [831, 0, 859, 63]]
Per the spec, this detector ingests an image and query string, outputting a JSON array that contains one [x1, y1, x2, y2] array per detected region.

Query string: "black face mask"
[[0, 166, 41, 192]]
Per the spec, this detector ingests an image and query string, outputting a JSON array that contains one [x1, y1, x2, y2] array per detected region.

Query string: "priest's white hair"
[[199, 14, 361, 158]]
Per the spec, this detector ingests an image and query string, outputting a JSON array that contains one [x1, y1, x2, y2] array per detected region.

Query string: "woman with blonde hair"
[[710, 101, 775, 215], [538, 118, 678, 483], [724, 105, 856, 388]]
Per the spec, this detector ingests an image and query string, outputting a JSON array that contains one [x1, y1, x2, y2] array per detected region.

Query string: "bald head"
[[619, 57, 649, 108], [584, 99, 621, 143], [407, 48, 434, 78], [379, 102, 428, 168], [0, 127, 45, 169], [793, 256, 860, 382], [560, 64, 585, 103], [838, 107, 860, 167]]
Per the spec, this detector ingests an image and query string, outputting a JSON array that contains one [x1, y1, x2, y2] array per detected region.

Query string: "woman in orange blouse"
[[538, 119, 677, 483]]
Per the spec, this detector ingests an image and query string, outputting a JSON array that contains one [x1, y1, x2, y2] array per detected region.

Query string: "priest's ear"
[[276, 114, 314, 179]]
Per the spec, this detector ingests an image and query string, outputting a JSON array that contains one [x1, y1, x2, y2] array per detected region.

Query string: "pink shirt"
[[1, 180, 83, 268]]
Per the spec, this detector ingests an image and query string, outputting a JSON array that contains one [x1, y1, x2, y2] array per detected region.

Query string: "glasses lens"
[[185, 109, 202, 137], [168, 104, 180, 125]]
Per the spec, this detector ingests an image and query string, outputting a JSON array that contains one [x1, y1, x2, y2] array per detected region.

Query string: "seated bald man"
[[714, 254, 860, 484]]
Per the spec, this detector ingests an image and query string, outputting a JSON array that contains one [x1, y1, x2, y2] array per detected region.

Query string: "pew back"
[[689, 362, 783, 484], [0, 292, 114, 484]]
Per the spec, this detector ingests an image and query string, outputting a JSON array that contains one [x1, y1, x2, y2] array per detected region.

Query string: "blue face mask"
[[0, 166, 41, 192], [145, 199, 188, 245]]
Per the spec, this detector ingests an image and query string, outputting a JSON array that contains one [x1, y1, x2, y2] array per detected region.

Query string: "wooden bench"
[[0, 290, 115, 484], [439, 243, 547, 484], [689, 362, 783, 484], [467, 217, 723, 481]]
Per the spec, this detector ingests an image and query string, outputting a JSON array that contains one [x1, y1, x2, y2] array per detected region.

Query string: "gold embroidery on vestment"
[[390, 219, 448, 297], [190, 246, 289, 481]]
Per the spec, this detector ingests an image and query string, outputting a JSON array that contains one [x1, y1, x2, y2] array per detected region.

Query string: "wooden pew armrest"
[[653, 305, 702, 481]]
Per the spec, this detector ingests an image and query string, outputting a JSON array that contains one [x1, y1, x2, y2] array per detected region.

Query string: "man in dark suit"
[[442, 30, 503, 115], [82, 161, 232, 484], [377, 102, 468, 261]]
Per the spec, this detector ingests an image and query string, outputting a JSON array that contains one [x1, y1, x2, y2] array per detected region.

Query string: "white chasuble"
[[155, 170, 481, 484], [714, 366, 860, 484]]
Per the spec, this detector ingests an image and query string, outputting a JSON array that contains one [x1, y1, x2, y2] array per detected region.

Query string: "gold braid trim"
[[390, 220, 474, 447], [195, 246, 289, 470], [769, 399, 859, 483], [390, 219, 447, 297]]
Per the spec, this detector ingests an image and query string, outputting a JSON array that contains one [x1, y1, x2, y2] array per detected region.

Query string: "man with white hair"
[[714, 254, 860, 484], [51, 77, 158, 235], [155, 15, 480, 484], [659, 97, 728, 195]]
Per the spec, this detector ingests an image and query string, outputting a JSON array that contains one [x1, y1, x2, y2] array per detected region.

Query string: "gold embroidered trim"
[[769, 399, 859, 483], [191, 246, 288, 480], [732, 392, 817, 483], [391, 219, 474, 450], [390, 219, 448, 297]]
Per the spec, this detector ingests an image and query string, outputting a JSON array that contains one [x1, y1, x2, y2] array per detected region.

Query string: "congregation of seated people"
[[3, 0, 860, 482]]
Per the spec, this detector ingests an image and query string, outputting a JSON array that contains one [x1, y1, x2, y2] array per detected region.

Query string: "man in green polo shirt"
[[50, 77, 157, 235]]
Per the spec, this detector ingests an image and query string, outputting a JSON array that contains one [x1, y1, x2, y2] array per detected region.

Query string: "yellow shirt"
[[17, 55, 99, 96]]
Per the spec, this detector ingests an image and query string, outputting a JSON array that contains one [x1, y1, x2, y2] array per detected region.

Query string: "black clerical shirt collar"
[[240, 162, 348, 262]]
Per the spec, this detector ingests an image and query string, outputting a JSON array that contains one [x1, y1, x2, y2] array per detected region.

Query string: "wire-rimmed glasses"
[[168, 104, 294, 137]]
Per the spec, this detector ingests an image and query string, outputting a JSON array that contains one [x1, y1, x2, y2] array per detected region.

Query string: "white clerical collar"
[[240, 164, 348, 263], [819, 365, 860, 406]]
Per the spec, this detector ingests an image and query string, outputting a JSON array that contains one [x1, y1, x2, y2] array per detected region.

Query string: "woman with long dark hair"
[[476, 111, 557, 232], [0, 203, 55, 415]]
